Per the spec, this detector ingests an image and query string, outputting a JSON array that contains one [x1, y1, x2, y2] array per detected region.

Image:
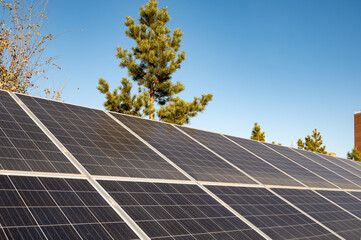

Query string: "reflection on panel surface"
[[18, 94, 187, 180], [266, 143, 356, 189], [274, 188, 361, 239], [227, 136, 334, 188], [0, 175, 138, 240], [112, 113, 257, 184], [99, 180, 265, 239], [0, 91, 78, 173], [178, 126, 303, 187], [293, 149, 361, 189], [206, 185, 337, 240]]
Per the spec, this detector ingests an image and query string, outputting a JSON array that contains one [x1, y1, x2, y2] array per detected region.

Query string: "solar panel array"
[[0, 175, 138, 240], [0, 91, 78, 174], [0, 89, 360, 239], [111, 113, 256, 184], [17, 94, 186, 181]]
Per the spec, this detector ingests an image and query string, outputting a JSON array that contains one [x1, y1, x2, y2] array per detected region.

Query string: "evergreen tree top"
[[347, 146, 361, 162], [298, 128, 327, 154], [97, 0, 212, 124], [251, 122, 266, 142]]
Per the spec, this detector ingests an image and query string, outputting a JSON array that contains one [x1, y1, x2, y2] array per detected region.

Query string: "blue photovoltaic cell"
[[111, 113, 257, 184], [99, 180, 264, 239], [292, 149, 361, 189], [226, 136, 335, 188], [348, 191, 361, 205], [177, 126, 302, 187], [274, 188, 361, 239], [266, 143, 357, 189], [0, 90, 79, 174], [0, 175, 138, 240], [317, 190, 361, 219], [3, 91, 361, 240], [207, 185, 337, 240], [17, 94, 187, 180], [317, 153, 361, 178], [336, 157, 361, 173]]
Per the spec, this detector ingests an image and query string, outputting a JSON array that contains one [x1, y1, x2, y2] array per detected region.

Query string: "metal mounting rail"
[[9, 92, 150, 240], [222, 135, 308, 187], [106, 111, 272, 240], [267, 188, 344, 239], [259, 142, 341, 189]]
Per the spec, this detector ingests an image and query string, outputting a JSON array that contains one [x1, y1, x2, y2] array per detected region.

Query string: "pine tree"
[[297, 129, 327, 154], [97, 78, 146, 116], [347, 147, 361, 162], [251, 122, 266, 142], [98, 0, 212, 124]]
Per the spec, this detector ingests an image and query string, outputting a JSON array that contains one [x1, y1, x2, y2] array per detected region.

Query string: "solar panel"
[[0, 175, 138, 240], [206, 185, 337, 239], [336, 157, 361, 177], [225, 136, 335, 188], [293, 149, 361, 189], [0, 91, 79, 174], [336, 157, 361, 171], [177, 126, 303, 187], [266, 143, 358, 189], [99, 180, 265, 239], [273, 188, 361, 239], [317, 153, 361, 178], [17, 94, 187, 180], [349, 191, 361, 202], [111, 113, 257, 184], [317, 190, 361, 219], [2, 91, 361, 239]]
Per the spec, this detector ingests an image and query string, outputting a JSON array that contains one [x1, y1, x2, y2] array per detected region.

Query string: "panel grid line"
[[206, 185, 340, 239], [6, 175, 50, 240], [105, 111, 195, 182], [222, 135, 308, 188], [267, 188, 345, 239], [18, 93, 186, 180], [107, 111, 272, 239], [0, 90, 79, 174], [290, 148, 361, 189], [3, 169, 360, 192], [313, 190, 361, 222], [336, 157, 361, 173], [99, 180, 270, 239], [274, 188, 361, 238], [260, 142, 341, 189], [105, 109, 361, 239], [197, 184, 272, 239], [174, 125, 263, 185], [9, 92, 150, 240], [2, 90, 361, 239], [316, 153, 361, 178], [0, 224, 9, 240], [36, 176, 115, 239], [264, 143, 361, 190]]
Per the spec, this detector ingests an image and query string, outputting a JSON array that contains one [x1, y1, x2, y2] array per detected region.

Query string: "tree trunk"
[[149, 84, 154, 120]]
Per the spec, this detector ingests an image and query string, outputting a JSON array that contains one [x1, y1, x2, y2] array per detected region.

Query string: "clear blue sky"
[[37, 0, 361, 157]]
